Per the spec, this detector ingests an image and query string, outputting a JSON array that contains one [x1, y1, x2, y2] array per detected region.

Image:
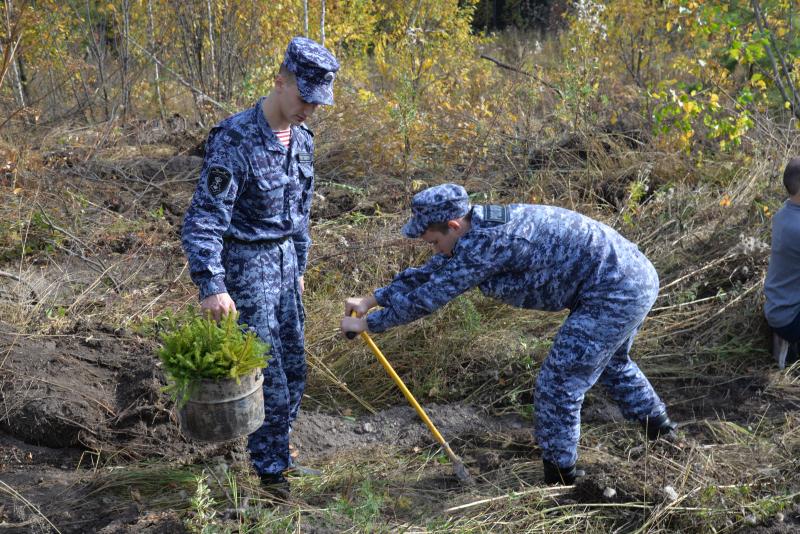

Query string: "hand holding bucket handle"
[[344, 310, 473, 485]]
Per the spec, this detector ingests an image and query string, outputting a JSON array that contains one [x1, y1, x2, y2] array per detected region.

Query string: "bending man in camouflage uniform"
[[182, 37, 338, 488], [341, 184, 675, 485]]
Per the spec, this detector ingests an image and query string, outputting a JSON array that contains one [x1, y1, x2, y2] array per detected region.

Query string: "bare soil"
[[3, 322, 793, 533], [0, 320, 655, 533], [0, 324, 218, 532]]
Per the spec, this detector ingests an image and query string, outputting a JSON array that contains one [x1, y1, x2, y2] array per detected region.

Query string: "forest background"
[[1, 0, 800, 532]]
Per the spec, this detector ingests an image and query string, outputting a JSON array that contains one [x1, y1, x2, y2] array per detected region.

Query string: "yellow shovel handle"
[[350, 312, 449, 448], [359, 330, 449, 446], [348, 312, 472, 484]]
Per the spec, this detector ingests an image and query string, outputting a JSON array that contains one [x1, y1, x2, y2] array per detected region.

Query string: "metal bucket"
[[178, 368, 265, 442]]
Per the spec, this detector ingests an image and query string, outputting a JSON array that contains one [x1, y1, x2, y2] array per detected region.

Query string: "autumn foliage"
[[0, 1, 797, 173]]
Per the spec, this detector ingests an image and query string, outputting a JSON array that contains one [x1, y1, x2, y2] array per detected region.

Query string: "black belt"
[[223, 236, 290, 246]]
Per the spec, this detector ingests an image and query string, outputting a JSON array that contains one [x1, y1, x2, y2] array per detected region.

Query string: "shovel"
[[347, 312, 473, 485]]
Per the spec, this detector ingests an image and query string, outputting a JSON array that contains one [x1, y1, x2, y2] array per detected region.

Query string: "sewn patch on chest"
[[206, 166, 232, 196], [484, 204, 509, 224], [297, 152, 313, 163]]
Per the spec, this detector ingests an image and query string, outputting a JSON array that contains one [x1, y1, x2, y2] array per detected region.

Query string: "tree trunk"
[[3, 0, 26, 110], [751, 0, 800, 118], [83, 0, 111, 120], [304, 0, 309, 37], [10, 55, 25, 109], [15, 54, 30, 108], [147, 0, 165, 120], [320, 0, 326, 46], [206, 0, 217, 95], [120, 0, 131, 122]]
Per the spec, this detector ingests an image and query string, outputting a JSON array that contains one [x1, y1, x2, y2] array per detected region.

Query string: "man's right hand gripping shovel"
[[342, 298, 473, 486]]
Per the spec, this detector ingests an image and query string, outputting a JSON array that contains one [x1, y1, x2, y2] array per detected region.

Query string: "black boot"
[[788, 342, 800, 367], [259, 473, 290, 498], [641, 412, 677, 440], [543, 460, 585, 485]]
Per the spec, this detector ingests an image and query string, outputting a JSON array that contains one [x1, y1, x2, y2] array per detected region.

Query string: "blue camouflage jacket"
[[367, 204, 655, 333], [182, 97, 315, 300]]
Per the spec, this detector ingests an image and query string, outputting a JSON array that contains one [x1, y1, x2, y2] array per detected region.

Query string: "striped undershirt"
[[274, 128, 291, 148]]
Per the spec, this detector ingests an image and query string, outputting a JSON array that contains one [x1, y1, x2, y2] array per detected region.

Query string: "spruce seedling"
[[157, 310, 269, 405]]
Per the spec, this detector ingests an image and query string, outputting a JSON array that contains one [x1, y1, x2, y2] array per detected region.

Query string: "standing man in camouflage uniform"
[[341, 184, 676, 485], [182, 37, 338, 488]]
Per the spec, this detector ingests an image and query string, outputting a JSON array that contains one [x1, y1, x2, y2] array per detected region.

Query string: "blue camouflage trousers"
[[534, 259, 666, 468], [222, 239, 306, 475]]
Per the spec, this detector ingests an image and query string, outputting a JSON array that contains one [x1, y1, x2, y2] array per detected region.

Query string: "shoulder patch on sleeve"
[[222, 129, 243, 146], [206, 166, 233, 196], [483, 204, 509, 224]]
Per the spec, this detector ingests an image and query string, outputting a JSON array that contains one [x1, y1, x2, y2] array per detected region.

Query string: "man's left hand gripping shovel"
[[347, 312, 473, 485]]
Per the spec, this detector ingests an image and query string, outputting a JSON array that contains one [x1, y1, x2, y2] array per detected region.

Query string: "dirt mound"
[[0, 324, 218, 462], [292, 404, 530, 461], [0, 429, 184, 533], [0, 321, 536, 467]]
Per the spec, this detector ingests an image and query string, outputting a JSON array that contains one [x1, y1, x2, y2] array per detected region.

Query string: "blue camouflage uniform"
[[366, 184, 667, 471], [181, 37, 338, 476]]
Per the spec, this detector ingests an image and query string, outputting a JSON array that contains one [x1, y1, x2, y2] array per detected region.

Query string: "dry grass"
[[2, 70, 800, 534]]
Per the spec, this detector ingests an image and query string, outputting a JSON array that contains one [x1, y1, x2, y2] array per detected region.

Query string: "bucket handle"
[[186, 373, 264, 405]]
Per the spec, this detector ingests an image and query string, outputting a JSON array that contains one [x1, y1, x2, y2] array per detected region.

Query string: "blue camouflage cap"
[[402, 183, 470, 238], [284, 36, 339, 105]]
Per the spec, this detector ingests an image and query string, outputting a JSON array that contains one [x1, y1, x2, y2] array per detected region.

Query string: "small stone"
[[775, 512, 784, 522], [230, 450, 249, 463], [663, 485, 679, 501], [743, 514, 757, 526], [757, 467, 779, 477], [363, 422, 375, 433], [602, 487, 617, 499], [212, 456, 229, 475], [213, 462, 229, 476]]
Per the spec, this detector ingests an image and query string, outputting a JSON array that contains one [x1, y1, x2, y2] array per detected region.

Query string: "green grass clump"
[[157, 310, 269, 404]]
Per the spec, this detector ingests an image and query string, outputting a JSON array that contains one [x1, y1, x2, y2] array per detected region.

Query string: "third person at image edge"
[[341, 183, 678, 485], [764, 157, 800, 368], [181, 36, 338, 493]]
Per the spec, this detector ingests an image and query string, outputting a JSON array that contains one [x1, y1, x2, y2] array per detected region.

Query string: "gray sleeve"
[[181, 128, 246, 300], [367, 235, 504, 332]]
